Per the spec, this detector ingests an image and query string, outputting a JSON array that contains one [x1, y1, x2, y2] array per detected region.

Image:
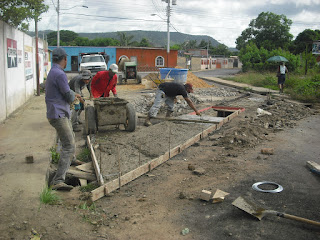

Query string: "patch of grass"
[[79, 202, 96, 211], [50, 146, 60, 164], [40, 186, 60, 205], [79, 182, 99, 192], [77, 147, 91, 162], [223, 71, 320, 102]]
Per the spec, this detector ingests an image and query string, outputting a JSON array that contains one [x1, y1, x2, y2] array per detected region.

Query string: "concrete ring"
[[252, 181, 283, 193]]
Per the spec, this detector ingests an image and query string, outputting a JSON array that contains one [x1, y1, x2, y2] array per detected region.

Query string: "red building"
[[116, 47, 178, 71]]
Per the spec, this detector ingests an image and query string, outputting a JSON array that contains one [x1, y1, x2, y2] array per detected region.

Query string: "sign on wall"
[[7, 38, 17, 68], [24, 45, 33, 81], [312, 41, 320, 55]]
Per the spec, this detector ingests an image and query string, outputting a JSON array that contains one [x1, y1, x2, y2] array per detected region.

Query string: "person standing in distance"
[[277, 62, 289, 94], [45, 47, 81, 191], [91, 64, 119, 98]]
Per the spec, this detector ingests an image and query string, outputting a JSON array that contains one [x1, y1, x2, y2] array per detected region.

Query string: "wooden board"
[[76, 162, 94, 173], [67, 169, 96, 181], [87, 136, 104, 185]]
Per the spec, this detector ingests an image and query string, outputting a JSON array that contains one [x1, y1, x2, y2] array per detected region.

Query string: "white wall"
[[0, 22, 6, 122], [0, 20, 47, 122]]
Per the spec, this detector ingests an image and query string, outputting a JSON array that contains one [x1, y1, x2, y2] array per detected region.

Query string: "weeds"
[[79, 202, 96, 211], [40, 186, 60, 205], [223, 71, 320, 102], [50, 146, 60, 164], [77, 147, 91, 162], [79, 182, 99, 192]]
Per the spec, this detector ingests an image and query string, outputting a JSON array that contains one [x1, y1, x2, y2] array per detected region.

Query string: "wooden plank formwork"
[[90, 106, 245, 202]]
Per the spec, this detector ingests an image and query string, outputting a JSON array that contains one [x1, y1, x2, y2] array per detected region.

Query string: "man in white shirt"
[[277, 62, 289, 94]]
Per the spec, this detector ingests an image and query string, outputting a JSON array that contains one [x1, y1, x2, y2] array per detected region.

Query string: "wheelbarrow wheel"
[[124, 103, 137, 132], [85, 105, 96, 134]]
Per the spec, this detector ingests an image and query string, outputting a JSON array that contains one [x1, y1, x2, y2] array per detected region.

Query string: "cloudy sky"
[[30, 0, 320, 48]]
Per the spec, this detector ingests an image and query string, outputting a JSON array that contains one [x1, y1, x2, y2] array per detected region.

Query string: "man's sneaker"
[[51, 182, 73, 191], [144, 119, 152, 127], [71, 159, 84, 166]]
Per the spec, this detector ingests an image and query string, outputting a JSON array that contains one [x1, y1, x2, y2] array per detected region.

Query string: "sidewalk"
[[201, 76, 279, 95], [0, 95, 55, 209]]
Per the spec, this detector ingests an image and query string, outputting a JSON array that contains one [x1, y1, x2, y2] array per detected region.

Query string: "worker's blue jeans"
[[48, 117, 75, 185], [148, 89, 175, 118]]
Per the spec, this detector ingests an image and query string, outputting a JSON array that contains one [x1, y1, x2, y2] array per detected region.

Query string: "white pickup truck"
[[79, 52, 109, 75]]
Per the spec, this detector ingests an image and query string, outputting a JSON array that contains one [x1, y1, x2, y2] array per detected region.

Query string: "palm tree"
[[117, 32, 134, 46]]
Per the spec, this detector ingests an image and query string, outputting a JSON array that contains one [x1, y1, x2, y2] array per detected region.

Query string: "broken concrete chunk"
[[200, 190, 212, 201], [257, 108, 272, 116], [261, 148, 274, 155], [25, 155, 34, 163], [212, 189, 230, 203], [188, 164, 195, 171]]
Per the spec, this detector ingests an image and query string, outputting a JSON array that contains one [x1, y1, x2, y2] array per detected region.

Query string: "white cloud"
[[30, 0, 320, 48]]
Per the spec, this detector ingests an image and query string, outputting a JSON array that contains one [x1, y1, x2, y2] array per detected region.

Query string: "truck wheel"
[[137, 75, 142, 84], [85, 105, 96, 134], [124, 103, 137, 132]]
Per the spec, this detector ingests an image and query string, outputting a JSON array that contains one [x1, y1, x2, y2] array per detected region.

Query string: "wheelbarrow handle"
[[277, 212, 320, 227]]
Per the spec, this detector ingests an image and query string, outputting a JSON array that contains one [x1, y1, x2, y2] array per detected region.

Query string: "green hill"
[[31, 30, 237, 51]]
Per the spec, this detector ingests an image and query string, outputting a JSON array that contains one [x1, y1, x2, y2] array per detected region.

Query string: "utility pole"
[[163, 0, 177, 67], [206, 38, 209, 69], [57, 0, 60, 47], [35, 15, 40, 96]]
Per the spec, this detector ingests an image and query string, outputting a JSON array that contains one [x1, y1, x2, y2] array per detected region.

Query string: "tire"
[[124, 103, 137, 132], [85, 105, 96, 134], [137, 74, 142, 84]]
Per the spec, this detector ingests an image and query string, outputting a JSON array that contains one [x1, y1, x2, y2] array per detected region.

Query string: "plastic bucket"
[[159, 68, 188, 84]]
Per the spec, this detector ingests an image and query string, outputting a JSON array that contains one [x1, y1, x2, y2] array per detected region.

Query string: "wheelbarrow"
[[84, 97, 137, 134]]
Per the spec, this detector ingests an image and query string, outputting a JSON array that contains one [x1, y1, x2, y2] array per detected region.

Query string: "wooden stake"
[[117, 146, 121, 190], [139, 143, 141, 166], [169, 124, 171, 159]]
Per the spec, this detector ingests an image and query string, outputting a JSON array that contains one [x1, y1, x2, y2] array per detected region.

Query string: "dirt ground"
[[0, 76, 320, 240]]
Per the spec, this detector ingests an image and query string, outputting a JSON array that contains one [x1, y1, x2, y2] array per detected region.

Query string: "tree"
[[139, 38, 152, 47], [0, 0, 48, 31], [210, 44, 231, 57], [236, 12, 293, 51], [47, 30, 78, 46], [117, 32, 134, 46], [291, 29, 320, 54], [182, 40, 197, 50]]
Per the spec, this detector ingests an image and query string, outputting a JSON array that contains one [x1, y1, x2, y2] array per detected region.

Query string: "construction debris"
[[212, 189, 230, 203], [200, 190, 212, 201], [261, 148, 274, 155], [306, 161, 320, 175], [25, 154, 34, 163]]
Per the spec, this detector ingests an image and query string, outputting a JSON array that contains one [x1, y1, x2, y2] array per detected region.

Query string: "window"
[[155, 56, 164, 67]]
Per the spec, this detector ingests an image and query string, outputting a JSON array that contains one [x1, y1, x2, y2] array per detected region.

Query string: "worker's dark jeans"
[[48, 117, 75, 185]]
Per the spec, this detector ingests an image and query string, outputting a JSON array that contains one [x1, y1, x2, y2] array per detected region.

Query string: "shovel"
[[232, 196, 320, 227]]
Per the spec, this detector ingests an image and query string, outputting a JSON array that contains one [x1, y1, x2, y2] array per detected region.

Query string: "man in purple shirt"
[[45, 47, 81, 191]]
